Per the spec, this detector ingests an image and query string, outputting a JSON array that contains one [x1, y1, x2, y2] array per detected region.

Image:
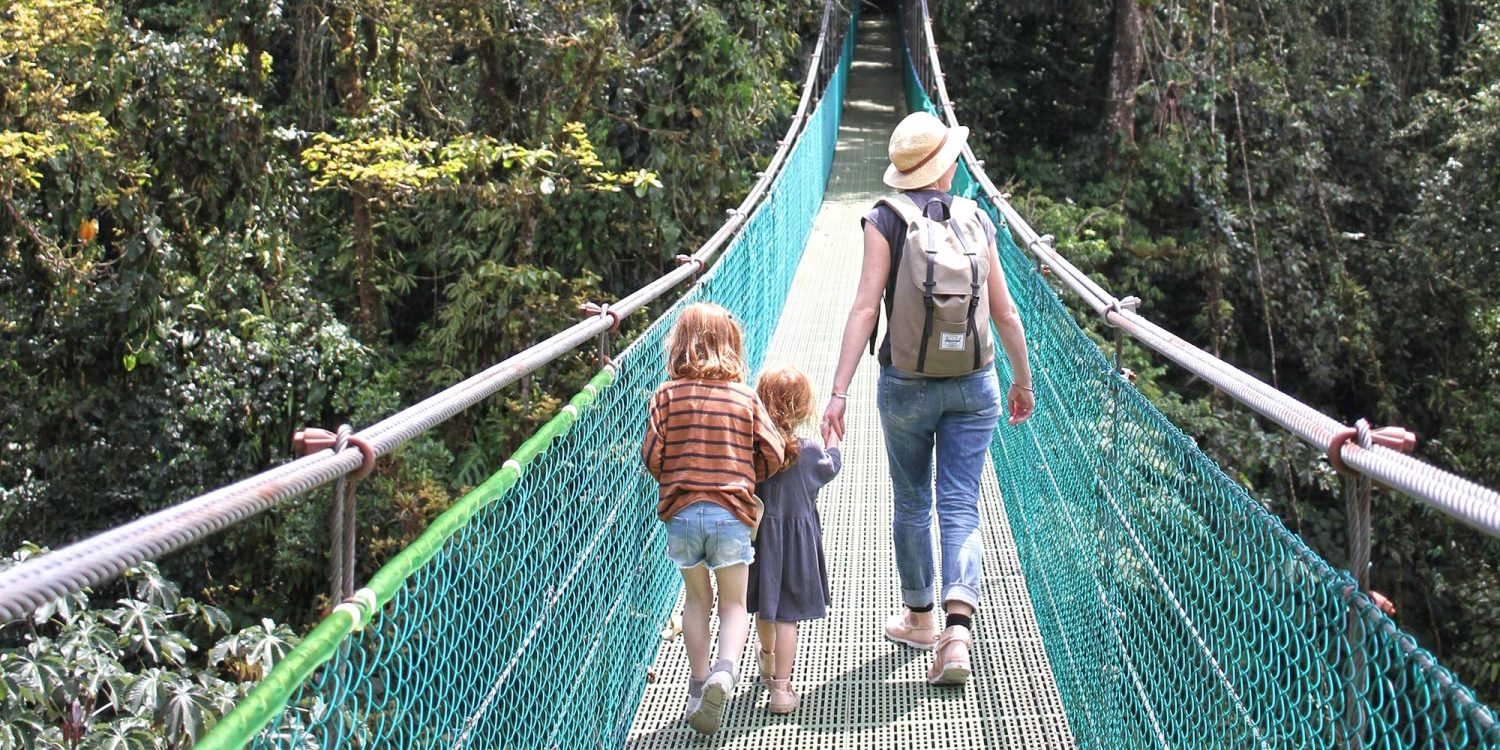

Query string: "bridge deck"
[[625, 10, 1075, 748]]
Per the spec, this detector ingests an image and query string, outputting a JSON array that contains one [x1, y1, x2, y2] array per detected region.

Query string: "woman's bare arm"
[[822, 223, 891, 439], [987, 242, 1035, 424]]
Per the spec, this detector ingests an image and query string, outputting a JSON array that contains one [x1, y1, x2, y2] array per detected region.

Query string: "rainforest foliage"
[[936, 0, 1500, 700], [4, 0, 1500, 741], [0, 0, 818, 744]]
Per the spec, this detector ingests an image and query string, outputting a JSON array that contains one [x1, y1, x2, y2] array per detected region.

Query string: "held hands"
[[1007, 383, 1036, 426], [821, 396, 847, 446]]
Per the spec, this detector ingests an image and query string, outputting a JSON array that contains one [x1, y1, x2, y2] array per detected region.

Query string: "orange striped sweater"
[[642, 378, 787, 526]]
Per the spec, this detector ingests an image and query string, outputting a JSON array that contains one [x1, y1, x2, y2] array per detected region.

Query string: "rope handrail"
[[0, 1, 846, 625], [906, 0, 1500, 539]]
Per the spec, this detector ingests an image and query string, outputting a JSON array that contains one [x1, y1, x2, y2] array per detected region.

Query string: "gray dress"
[[748, 438, 842, 622]]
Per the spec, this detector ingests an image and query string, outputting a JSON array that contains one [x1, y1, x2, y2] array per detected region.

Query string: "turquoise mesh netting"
[[198, 6, 1500, 747], [195, 11, 855, 750], [898, 19, 1498, 750]]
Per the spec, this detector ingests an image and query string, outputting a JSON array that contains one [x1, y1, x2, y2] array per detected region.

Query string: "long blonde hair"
[[756, 365, 814, 465], [667, 303, 745, 382]]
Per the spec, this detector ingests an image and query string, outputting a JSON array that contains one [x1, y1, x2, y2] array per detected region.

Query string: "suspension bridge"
[[2, 2, 1498, 748]]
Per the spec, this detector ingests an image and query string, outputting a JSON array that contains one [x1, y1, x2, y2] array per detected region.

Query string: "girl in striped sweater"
[[642, 302, 787, 734]]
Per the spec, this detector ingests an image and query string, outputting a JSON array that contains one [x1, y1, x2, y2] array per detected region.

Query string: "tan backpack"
[[876, 194, 993, 376]]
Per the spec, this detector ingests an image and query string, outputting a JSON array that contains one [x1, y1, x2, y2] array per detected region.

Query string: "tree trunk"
[[1103, 0, 1144, 166], [352, 189, 378, 335], [331, 5, 379, 335]]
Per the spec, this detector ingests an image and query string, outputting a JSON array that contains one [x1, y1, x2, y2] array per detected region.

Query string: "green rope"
[[198, 10, 855, 749], [200, 7, 1500, 747]]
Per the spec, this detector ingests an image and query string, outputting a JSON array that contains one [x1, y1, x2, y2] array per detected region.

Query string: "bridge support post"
[[1333, 417, 1414, 750], [1343, 421, 1375, 592]]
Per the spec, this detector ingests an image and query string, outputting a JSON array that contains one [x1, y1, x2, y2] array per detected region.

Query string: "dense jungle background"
[[0, 0, 821, 743], [934, 0, 1499, 707], [1, 0, 1497, 744]]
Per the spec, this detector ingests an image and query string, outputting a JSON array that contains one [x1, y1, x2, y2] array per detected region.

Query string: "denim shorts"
[[665, 501, 754, 570]]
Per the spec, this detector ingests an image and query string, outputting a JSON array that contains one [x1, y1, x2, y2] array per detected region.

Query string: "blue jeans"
[[877, 366, 1001, 610], [665, 501, 755, 570]]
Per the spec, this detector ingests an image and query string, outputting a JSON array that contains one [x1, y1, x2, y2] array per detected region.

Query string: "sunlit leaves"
[[78, 718, 155, 750], [302, 133, 442, 193]]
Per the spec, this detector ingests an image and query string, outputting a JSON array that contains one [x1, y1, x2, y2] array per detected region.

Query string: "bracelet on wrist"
[[830, 392, 849, 400], [1013, 383, 1033, 392]]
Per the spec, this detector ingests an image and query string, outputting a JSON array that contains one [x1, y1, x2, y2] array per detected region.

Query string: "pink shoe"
[[926, 625, 972, 685], [765, 677, 800, 714], [884, 608, 938, 650]]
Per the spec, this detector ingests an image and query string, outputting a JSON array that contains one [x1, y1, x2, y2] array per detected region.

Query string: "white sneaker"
[[683, 690, 703, 721], [689, 666, 736, 734]]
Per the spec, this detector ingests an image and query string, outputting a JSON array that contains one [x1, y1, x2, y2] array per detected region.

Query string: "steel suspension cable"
[[903, 0, 1498, 745], [909, 0, 1500, 540], [0, 1, 845, 624]]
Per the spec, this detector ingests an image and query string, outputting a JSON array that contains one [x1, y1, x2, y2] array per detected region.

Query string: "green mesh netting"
[[898, 22, 1498, 750], [196, 13, 854, 750]]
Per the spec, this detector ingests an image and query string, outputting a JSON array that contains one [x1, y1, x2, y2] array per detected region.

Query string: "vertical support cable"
[[327, 425, 360, 603], [1345, 419, 1375, 591]]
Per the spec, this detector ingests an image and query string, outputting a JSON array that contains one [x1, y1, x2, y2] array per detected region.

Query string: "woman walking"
[[821, 111, 1035, 686]]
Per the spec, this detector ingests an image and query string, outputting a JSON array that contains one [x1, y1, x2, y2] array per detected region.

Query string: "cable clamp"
[[292, 425, 377, 480], [1326, 419, 1417, 474], [580, 302, 622, 332], [1102, 296, 1141, 330], [1108, 296, 1141, 315], [1026, 234, 1055, 253], [675, 254, 705, 283], [333, 587, 379, 631], [581, 302, 620, 366]]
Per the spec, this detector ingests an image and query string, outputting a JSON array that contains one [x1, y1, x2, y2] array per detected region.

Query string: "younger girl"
[[748, 365, 843, 714], [642, 303, 787, 735]]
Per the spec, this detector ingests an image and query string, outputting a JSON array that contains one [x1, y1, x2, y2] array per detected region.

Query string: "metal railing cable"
[[188, 4, 856, 748], [903, 0, 1500, 540], [0, 2, 846, 625], [902, 0, 1498, 746]]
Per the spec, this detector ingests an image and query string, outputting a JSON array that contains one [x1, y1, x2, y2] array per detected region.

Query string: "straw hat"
[[883, 111, 969, 190]]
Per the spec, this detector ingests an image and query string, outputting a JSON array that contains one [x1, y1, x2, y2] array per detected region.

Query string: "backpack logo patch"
[[939, 332, 966, 351]]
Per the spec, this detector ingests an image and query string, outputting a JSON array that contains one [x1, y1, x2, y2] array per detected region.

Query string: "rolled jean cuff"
[[941, 582, 980, 611], [901, 586, 934, 610]]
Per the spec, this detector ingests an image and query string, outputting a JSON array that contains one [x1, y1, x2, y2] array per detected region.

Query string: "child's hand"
[[824, 423, 842, 451]]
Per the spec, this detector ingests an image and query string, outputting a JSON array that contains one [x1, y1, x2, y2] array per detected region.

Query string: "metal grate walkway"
[[625, 10, 1075, 748]]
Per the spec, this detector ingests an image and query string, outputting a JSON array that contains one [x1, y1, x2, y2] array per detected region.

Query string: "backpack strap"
[[949, 212, 985, 371], [868, 195, 930, 357], [879, 195, 944, 372], [916, 226, 939, 372]]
